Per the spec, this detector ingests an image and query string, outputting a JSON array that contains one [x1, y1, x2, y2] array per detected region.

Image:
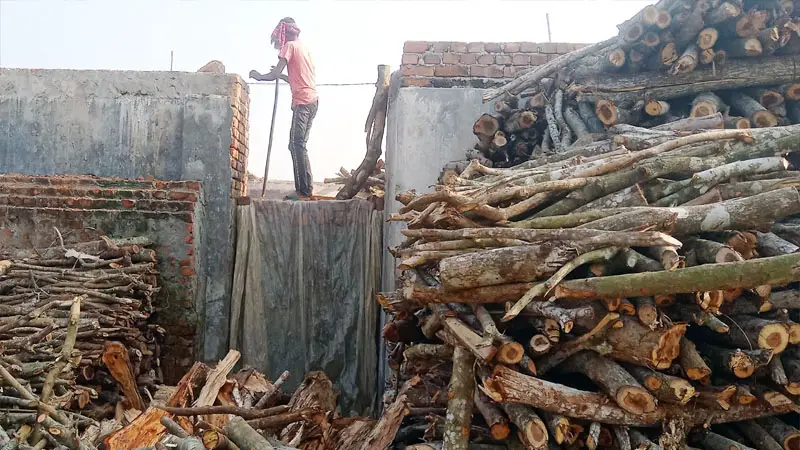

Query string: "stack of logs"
[[0, 348, 409, 450], [384, 125, 800, 449], [0, 234, 165, 449], [325, 160, 387, 202], [466, 0, 800, 169], [384, 17, 800, 442]]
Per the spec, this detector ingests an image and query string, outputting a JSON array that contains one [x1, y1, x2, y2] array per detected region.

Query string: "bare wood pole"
[[261, 79, 280, 197], [547, 13, 552, 42]]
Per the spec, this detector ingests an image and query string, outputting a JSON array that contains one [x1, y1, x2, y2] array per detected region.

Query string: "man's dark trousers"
[[289, 100, 318, 197]]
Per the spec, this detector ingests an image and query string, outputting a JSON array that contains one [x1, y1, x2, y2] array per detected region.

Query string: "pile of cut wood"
[[0, 233, 166, 449], [0, 341, 408, 450], [325, 160, 387, 200], [380, 1, 800, 449], [466, 0, 800, 169]]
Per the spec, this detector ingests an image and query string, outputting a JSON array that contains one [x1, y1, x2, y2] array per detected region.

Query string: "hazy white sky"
[[0, 0, 652, 181]]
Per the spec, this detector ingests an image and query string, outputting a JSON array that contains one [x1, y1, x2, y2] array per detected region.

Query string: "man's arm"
[[250, 59, 288, 82]]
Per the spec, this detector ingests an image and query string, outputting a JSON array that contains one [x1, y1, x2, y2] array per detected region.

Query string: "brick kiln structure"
[[400, 40, 588, 88]]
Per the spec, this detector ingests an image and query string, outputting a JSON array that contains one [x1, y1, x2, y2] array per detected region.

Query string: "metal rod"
[[546, 13, 552, 43], [261, 79, 280, 197]]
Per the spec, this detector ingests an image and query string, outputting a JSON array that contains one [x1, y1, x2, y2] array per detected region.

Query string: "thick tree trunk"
[[696, 341, 773, 378], [738, 420, 785, 450], [756, 417, 800, 450], [443, 346, 475, 450], [626, 365, 695, 405], [474, 114, 501, 151], [576, 57, 800, 106], [686, 237, 744, 264], [559, 351, 657, 414], [604, 318, 686, 369], [691, 92, 727, 118], [553, 252, 800, 300], [728, 91, 779, 127], [482, 366, 795, 427], [718, 315, 791, 354]]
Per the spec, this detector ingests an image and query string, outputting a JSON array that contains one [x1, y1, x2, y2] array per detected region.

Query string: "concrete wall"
[[0, 69, 245, 363], [382, 82, 493, 289]]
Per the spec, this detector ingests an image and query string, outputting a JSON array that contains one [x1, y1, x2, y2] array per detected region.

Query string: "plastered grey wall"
[[382, 83, 493, 292], [0, 69, 239, 362]]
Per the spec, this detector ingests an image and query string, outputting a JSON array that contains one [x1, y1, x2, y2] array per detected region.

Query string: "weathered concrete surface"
[[382, 85, 493, 292], [0, 69, 240, 362]]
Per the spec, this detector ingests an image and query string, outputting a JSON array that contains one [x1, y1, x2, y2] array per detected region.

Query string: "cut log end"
[[596, 100, 617, 126], [529, 334, 552, 355], [521, 418, 549, 449], [618, 386, 658, 415], [608, 49, 627, 69], [759, 323, 790, 354], [753, 110, 779, 128], [646, 100, 670, 116], [497, 342, 525, 365], [730, 351, 756, 379]]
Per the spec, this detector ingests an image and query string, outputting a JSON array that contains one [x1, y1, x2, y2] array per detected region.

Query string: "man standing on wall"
[[250, 17, 318, 200]]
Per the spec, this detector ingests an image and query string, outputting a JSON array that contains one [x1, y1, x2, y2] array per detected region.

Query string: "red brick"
[[434, 65, 469, 77], [467, 42, 485, 53], [423, 53, 442, 64], [122, 199, 135, 209], [471, 65, 504, 78], [512, 54, 531, 66], [185, 222, 193, 234], [180, 266, 196, 277], [401, 65, 435, 77], [401, 53, 419, 64], [557, 42, 572, 54], [431, 42, 450, 52], [179, 257, 194, 267], [402, 77, 432, 87], [442, 53, 460, 64], [185, 235, 194, 244], [485, 42, 502, 53], [460, 53, 477, 64], [403, 41, 429, 53], [530, 53, 548, 65], [450, 42, 467, 53], [503, 43, 521, 53], [520, 42, 539, 53], [540, 42, 559, 54], [503, 66, 516, 78], [477, 54, 494, 65], [495, 54, 512, 65]]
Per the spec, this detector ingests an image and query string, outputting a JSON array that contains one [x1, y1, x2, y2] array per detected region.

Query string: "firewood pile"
[[379, 2, 800, 449], [17, 348, 406, 450], [325, 160, 386, 200], [463, 0, 800, 169], [0, 233, 165, 449]]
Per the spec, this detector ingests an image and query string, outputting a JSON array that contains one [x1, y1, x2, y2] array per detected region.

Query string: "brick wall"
[[400, 41, 587, 88], [230, 77, 250, 198]]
